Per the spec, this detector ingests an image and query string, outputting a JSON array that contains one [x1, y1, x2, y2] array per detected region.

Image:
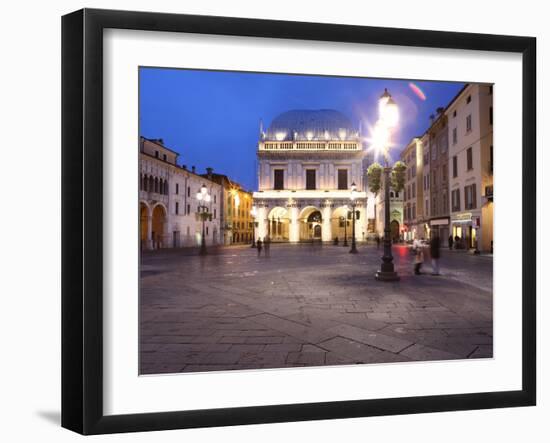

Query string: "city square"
[[138, 69, 493, 374], [140, 243, 492, 374]]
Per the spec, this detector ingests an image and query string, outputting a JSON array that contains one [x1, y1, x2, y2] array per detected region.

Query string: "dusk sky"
[[139, 68, 465, 191]]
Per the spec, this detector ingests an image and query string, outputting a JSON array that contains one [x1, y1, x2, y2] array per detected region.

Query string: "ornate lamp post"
[[374, 88, 400, 281], [250, 205, 258, 247], [341, 205, 349, 247], [349, 182, 358, 254], [196, 184, 211, 255]]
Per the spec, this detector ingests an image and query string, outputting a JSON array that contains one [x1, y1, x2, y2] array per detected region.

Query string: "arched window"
[[164, 180, 169, 195], [148, 175, 154, 192], [154, 177, 159, 193]]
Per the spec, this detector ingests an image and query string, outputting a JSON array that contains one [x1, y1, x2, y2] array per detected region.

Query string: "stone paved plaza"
[[140, 243, 493, 374]]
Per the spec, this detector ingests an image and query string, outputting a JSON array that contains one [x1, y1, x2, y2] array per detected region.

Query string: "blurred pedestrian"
[[448, 235, 453, 250], [376, 235, 381, 249], [454, 235, 460, 249], [430, 234, 441, 275], [256, 238, 263, 257], [413, 238, 424, 275], [264, 235, 271, 257]]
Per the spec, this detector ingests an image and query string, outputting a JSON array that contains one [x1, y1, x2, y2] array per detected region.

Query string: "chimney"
[[191, 165, 196, 173], [436, 107, 444, 115], [181, 165, 187, 170], [206, 167, 213, 180], [429, 114, 435, 124]]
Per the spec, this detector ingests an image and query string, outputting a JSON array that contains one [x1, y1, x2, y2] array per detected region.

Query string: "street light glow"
[[381, 96, 399, 128]]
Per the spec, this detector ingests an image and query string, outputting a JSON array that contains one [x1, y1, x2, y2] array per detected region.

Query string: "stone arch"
[[331, 205, 350, 242], [267, 206, 290, 241], [298, 206, 322, 241], [139, 201, 151, 250], [151, 202, 168, 249], [390, 220, 400, 242]]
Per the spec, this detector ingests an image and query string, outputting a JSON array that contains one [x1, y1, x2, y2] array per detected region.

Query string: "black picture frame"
[[61, 8, 536, 435]]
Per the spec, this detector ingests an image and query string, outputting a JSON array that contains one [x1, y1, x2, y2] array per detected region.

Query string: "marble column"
[[289, 206, 299, 243], [321, 204, 332, 242], [257, 205, 268, 241]]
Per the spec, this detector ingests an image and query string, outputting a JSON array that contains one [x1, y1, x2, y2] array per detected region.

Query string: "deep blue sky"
[[140, 67, 464, 191]]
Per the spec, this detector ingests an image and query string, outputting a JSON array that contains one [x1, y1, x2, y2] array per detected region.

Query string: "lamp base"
[[375, 270, 400, 281]]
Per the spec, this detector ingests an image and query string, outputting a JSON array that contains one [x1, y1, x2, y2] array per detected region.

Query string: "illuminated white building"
[[253, 110, 369, 242], [139, 137, 222, 249]]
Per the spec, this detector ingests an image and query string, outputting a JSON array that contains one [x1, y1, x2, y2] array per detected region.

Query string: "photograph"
[[138, 68, 494, 375]]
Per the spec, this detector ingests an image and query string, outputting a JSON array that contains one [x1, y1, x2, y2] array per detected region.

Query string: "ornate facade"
[[139, 137, 222, 249], [253, 110, 369, 242]]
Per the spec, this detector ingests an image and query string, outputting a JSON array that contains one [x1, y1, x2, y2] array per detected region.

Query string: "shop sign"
[[453, 212, 473, 222]]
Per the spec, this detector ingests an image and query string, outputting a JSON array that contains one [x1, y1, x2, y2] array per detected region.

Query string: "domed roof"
[[264, 109, 358, 142]]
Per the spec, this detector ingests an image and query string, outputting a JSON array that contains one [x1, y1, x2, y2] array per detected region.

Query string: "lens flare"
[[409, 82, 426, 101]]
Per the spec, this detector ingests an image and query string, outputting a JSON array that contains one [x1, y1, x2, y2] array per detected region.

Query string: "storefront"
[[451, 211, 481, 250], [429, 217, 450, 242]]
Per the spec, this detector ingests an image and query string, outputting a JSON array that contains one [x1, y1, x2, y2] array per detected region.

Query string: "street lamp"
[[374, 88, 400, 281], [196, 184, 211, 255], [341, 205, 349, 247], [250, 205, 258, 248], [349, 182, 358, 254]]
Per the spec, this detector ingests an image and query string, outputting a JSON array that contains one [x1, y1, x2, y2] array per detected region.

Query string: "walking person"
[[430, 234, 441, 275], [413, 237, 424, 275], [376, 235, 381, 249], [256, 238, 263, 257], [264, 235, 271, 257], [448, 235, 453, 250]]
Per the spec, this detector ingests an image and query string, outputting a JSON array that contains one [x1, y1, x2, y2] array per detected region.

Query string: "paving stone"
[[245, 336, 285, 344], [320, 337, 410, 364], [324, 324, 413, 353], [399, 344, 461, 361], [140, 243, 493, 373], [286, 352, 326, 366]]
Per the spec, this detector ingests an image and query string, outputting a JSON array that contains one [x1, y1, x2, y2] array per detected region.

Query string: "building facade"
[[374, 181, 404, 241], [446, 84, 493, 252], [205, 171, 254, 245], [139, 137, 223, 249], [401, 137, 426, 241], [253, 110, 368, 242], [427, 108, 451, 241]]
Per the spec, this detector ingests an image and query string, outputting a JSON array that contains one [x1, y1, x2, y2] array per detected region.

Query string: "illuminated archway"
[[390, 220, 400, 242], [331, 206, 350, 242], [298, 206, 321, 241], [151, 203, 167, 249], [267, 206, 290, 241], [140, 201, 151, 250]]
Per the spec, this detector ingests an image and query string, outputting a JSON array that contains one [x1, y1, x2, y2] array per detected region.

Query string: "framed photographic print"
[[61, 8, 536, 435]]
